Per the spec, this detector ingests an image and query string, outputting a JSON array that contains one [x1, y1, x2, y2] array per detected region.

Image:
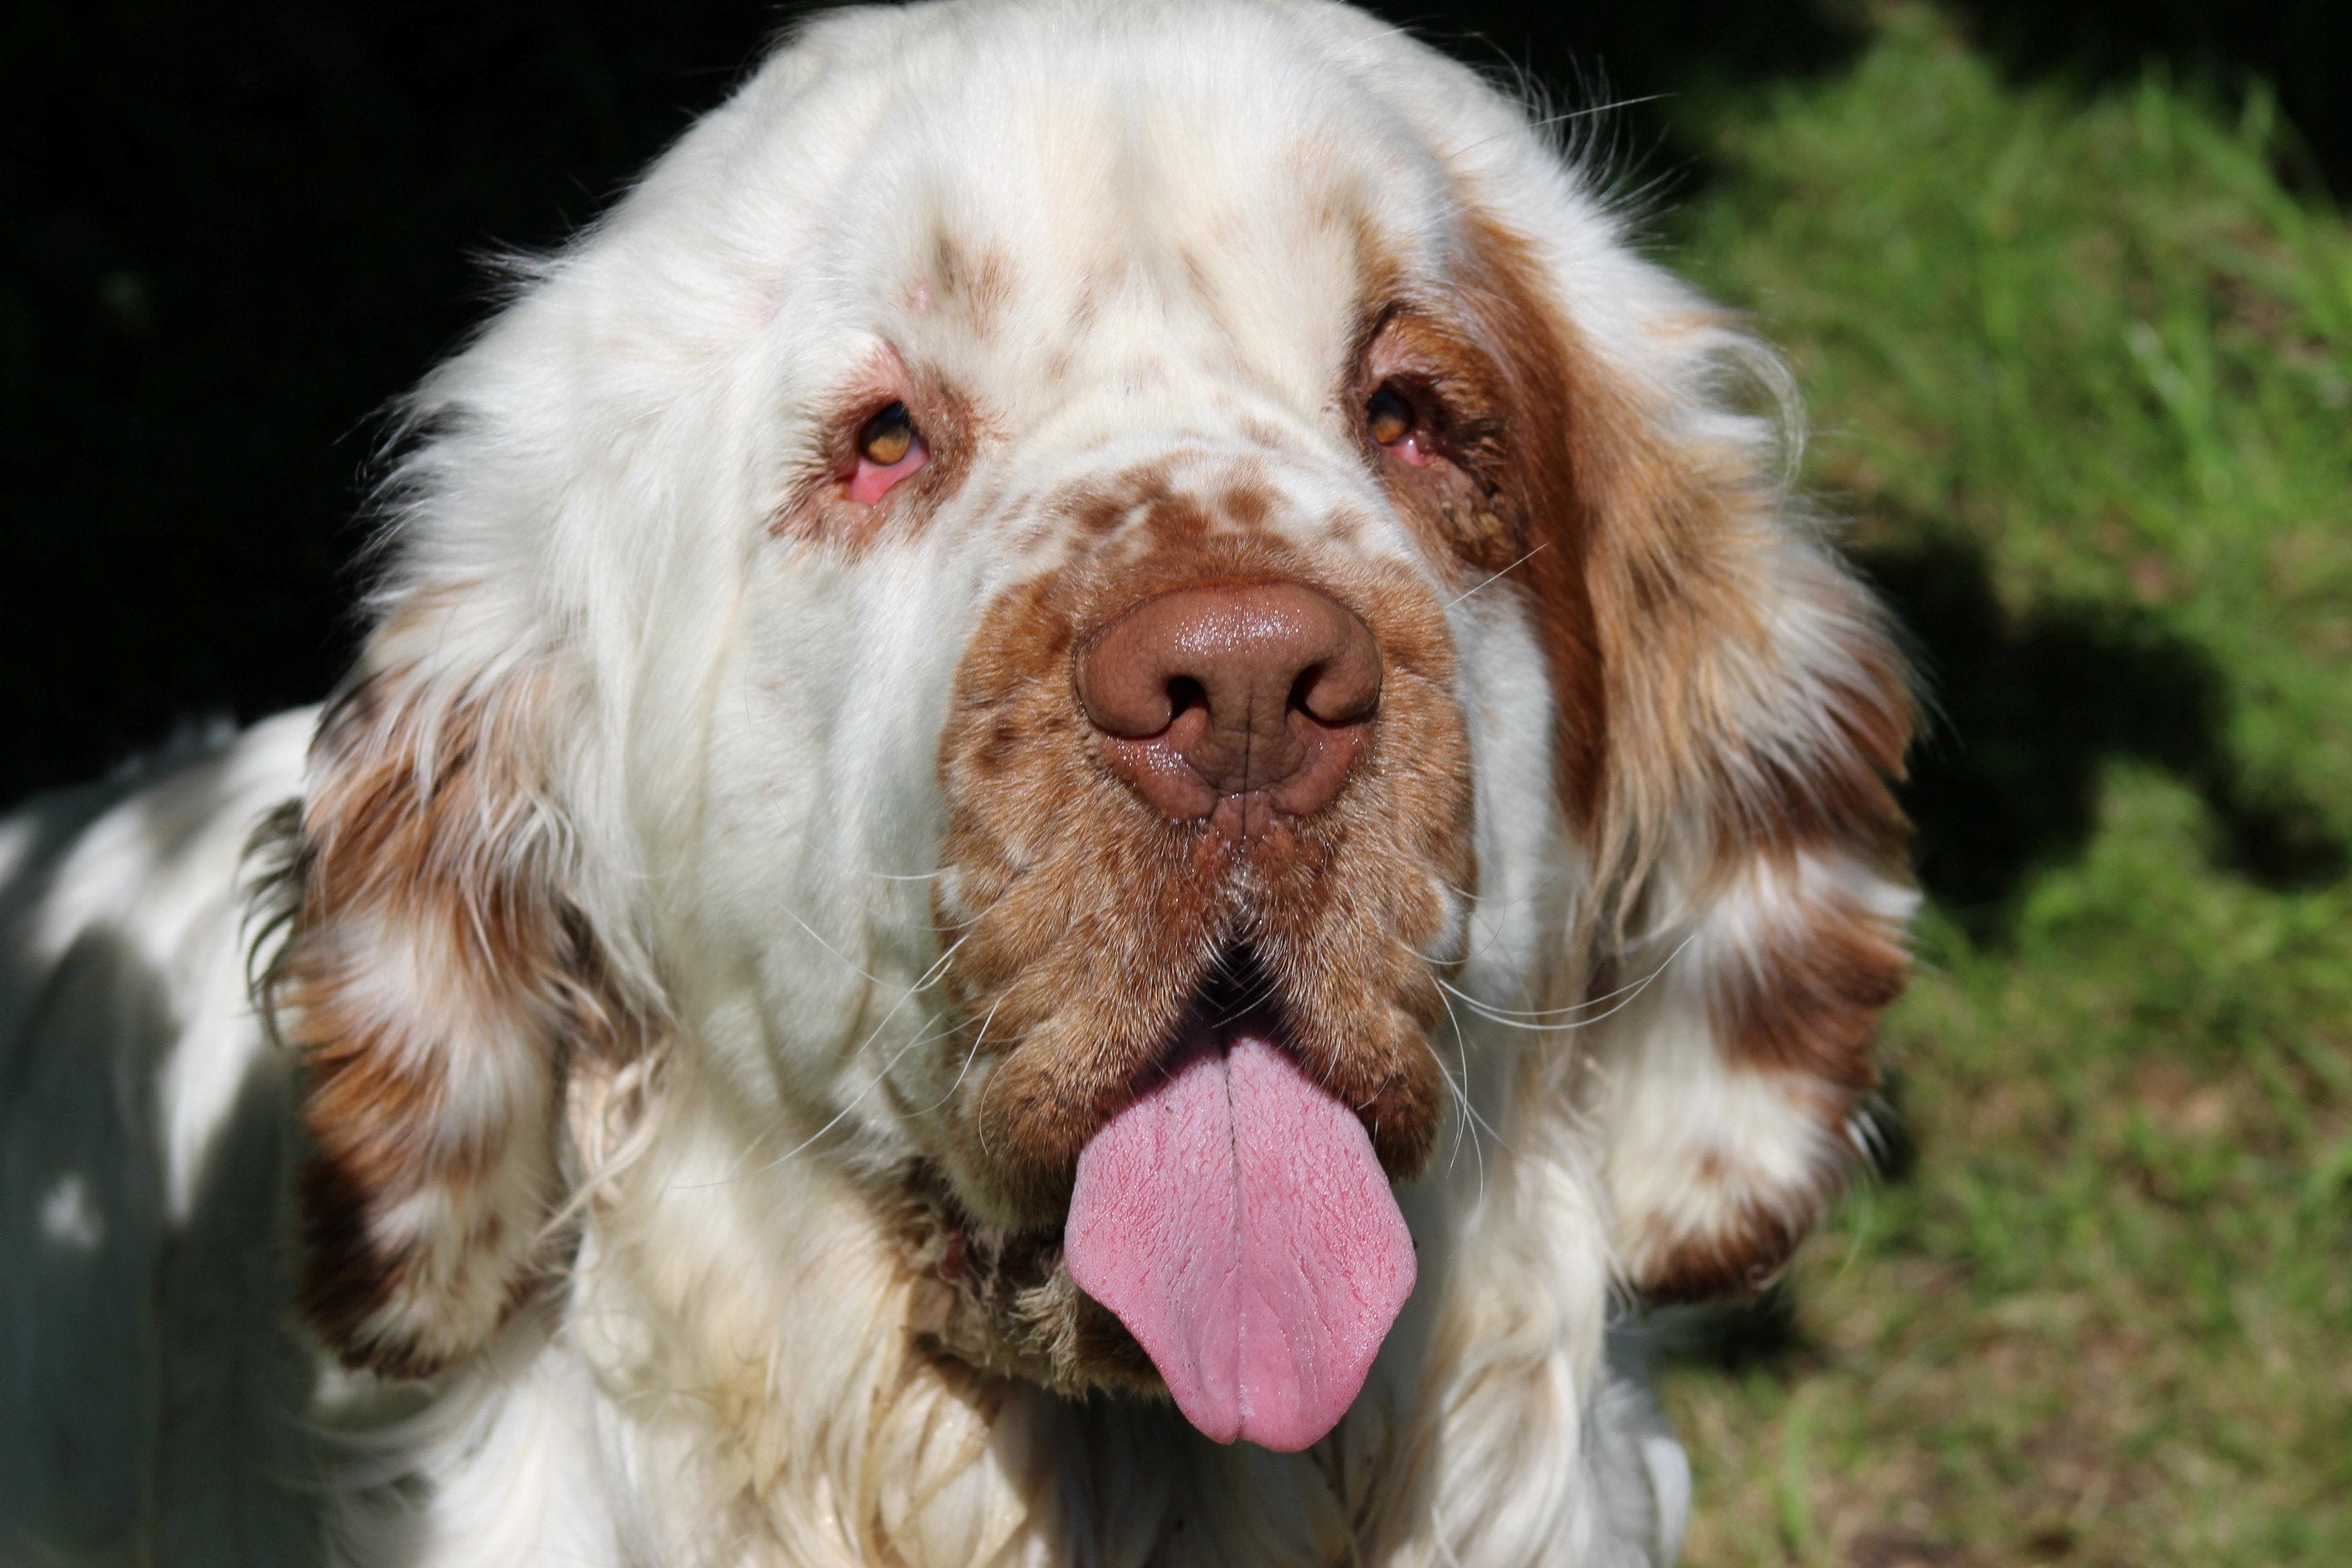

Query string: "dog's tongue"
[[1064, 1030, 1416, 1451]]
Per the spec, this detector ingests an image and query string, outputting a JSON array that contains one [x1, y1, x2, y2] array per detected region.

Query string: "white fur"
[[0, 3, 1915, 1563]]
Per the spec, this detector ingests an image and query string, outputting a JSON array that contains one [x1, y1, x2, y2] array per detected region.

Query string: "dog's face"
[[681, 55, 1583, 1445], [265, 0, 1913, 1465]]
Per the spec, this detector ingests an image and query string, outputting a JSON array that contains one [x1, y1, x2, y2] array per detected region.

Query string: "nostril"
[[1292, 647, 1381, 728], [1165, 675, 1209, 722]]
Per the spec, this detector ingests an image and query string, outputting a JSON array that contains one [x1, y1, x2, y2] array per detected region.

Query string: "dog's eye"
[[1366, 383, 1431, 466], [859, 402, 917, 466], [848, 401, 927, 504]]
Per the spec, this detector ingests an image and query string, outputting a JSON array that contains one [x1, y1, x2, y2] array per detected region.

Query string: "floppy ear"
[[261, 650, 635, 1377], [1465, 211, 1917, 1299]]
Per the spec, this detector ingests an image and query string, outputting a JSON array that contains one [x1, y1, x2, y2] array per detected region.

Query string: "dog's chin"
[[894, 1161, 1162, 1399]]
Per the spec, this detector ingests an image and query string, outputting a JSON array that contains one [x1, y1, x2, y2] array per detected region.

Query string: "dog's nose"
[[1075, 583, 1382, 821]]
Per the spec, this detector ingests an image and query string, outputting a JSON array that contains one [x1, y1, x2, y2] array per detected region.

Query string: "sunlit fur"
[[0, 2, 1915, 1563]]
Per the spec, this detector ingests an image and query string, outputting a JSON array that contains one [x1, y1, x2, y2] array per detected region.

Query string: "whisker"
[[1206, 978, 1287, 1032], [1529, 93, 1671, 129], [1430, 927, 1699, 1034], [909, 991, 1007, 1118], [1441, 541, 1550, 611], [1428, 979, 1497, 1197], [776, 902, 885, 987], [1424, 926, 1701, 1025], [1451, 91, 1677, 162]]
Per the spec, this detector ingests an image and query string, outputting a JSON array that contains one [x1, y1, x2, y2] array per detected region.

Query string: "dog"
[[0, 2, 1916, 1563]]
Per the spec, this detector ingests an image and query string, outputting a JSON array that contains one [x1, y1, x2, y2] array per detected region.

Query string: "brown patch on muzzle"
[[930, 499, 1474, 1229]]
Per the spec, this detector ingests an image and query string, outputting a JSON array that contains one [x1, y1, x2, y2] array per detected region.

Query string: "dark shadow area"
[[0, 2, 780, 807], [0, 919, 178, 1559], [1860, 1068, 1922, 1187], [0, 755, 334, 1561], [1959, 1, 2352, 194], [1650, 1285, 1813, 1379], [1361, 1, 1863, 165], [1857, 533, 2347, 937]]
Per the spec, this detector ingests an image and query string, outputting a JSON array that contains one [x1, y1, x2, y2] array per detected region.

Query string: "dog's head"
[[260, 0, 1911, 1454]]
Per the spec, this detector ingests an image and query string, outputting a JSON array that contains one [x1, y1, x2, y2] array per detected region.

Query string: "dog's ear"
[[261, 648, 634, 1377], [1463, 207, 1916, 1300]]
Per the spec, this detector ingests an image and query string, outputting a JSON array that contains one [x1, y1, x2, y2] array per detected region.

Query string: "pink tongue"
[[1064, 1031, 1416, 1451]]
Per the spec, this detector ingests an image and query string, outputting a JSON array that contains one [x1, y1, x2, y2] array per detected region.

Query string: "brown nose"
[[1075, 583, 1382, 821]]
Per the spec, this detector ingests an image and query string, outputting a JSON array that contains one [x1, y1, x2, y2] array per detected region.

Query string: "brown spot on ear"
[[1637, 1194, 1814, 1304], [1441, 205, 1914, 1307], [1623, 860, 1911, 1300], [1449, 213, 1612, 825], [1453, 206, 1912, 885], [262, 667, 636, 1377], [1716, 859, 1910, 1087], [294, 1099, 430, 1371]]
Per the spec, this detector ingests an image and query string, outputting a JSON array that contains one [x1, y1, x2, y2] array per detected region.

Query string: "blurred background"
[[4, 2, 2347, 1562]]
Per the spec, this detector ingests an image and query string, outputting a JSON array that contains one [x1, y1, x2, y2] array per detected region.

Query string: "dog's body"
[[0, 3, 1915, 1563]]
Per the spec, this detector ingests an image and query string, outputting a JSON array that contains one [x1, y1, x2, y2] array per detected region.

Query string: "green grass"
[[1651, 9, 2352, 1564]]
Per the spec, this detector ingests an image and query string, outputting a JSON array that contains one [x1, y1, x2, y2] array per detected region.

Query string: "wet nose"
[[1074, 582, 1382, 821]]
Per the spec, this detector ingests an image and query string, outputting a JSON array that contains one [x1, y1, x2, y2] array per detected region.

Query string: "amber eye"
[[858, 401, 917, 466], [1366, 384, 1415, 447]]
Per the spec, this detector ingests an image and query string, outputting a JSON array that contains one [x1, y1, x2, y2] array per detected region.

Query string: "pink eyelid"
[[1384, 428, 1434, 467], [848, 437, 928, 505]]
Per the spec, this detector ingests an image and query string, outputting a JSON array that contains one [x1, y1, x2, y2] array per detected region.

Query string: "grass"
[[1649, 8, 2352, 1564]]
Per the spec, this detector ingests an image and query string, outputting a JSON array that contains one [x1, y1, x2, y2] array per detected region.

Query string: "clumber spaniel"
[[0, 1, 1916, 1563]]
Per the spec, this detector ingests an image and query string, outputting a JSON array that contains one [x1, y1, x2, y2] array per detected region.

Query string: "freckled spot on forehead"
[[1237, 416, 1287, 451], [931, 230, 1014, 337], [1055, 459, 1282, 556], [1179, 247, 1214, 302], [1350, 222, 1409, 321], [1070, 260, 1122, 332]]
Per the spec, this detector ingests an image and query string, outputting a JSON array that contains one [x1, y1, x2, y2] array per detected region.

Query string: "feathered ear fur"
[[1463, 208, 1917, 1300], [260, 650, 636, 1377]]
